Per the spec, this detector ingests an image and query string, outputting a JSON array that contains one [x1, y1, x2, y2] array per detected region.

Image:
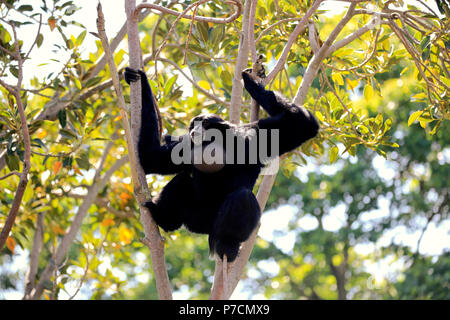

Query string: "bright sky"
[[1, 0, 447, 300]]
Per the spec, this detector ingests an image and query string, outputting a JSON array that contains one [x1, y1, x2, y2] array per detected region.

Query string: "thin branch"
[[0, 171, 20, 180], [249, 0, 258, 64], [134, 0, 243, 24], [228, 0, 252, 124], [255, 18, 304, 44], [23, 212, 45, 299], [24, 14, 42, 61], [0, 44, 18, 60], [88, 5, 153, 81], [0, 77, 15, 93], [68, 246, 90, 300], [183, 3, 200, 65]]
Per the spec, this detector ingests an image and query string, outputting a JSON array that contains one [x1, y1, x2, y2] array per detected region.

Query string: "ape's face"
[[188, 114, 230, 145]]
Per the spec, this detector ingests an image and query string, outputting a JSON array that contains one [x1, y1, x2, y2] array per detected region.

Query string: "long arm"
[[125, 68, 190, 175], [242, 70, 319, 155]]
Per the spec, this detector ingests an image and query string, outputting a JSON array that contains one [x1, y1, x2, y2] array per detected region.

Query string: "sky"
[[1, 0, 448, 300]]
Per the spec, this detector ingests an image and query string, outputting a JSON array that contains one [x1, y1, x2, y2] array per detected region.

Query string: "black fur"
[[124, 67, 319, 262]]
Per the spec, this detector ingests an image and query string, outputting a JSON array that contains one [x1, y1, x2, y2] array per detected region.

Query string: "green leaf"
[[76, 30, 86, 46], [36, 33, 44, 48], [18, 5, 33, 12], [407, 110, 423, 126], [9, 66, 19, 78], [59, 128, 77, 139], [5, 154, 20, 171], [63, 156, 73, 168], [58, 109, 67, 128], [85, 76, 102, 87], [76, 152, 90, 170], [73, 77, 82, 90], [164, 75, 178, 96]]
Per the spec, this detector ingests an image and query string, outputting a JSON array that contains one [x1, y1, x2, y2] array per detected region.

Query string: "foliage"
[[0, 0, 448, 299]]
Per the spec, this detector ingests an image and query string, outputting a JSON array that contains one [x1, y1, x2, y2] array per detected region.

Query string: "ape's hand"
[[124, 67, 141, 85]]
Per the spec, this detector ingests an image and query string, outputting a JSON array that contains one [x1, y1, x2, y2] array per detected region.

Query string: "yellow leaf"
[[74, 78, 81, 90], [408, 110, 423, 126], [329, 146, 339, 164], [331, 73, 344, 86], [44, 293, 50, 300], [345, 77, 359, 91], [37, 129, 47, 139], [419, 120, 427, 128], [53, 161, 62, 175], [197, 80, 211, 90], [119, 226, 133, 245], [315, 111, 324, 122], [6, 237, 15, 253], [363, 84, 374, 101], [411, 93, 427, 101], [114, 115, 123, 122]]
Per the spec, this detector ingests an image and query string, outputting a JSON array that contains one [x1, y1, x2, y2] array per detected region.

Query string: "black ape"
[[124, 67, 319, 262]]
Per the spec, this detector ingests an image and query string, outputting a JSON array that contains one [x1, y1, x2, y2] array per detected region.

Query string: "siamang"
[[124, 67, 319, 262]]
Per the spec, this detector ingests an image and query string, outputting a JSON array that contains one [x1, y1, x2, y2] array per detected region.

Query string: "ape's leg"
[[209, 187, 261, 262], [144, 171, 194, 232]]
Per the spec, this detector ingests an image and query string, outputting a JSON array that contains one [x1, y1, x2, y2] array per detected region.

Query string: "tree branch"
[[123, 0, 173, 300], [23, 212, 45, 299], [228, 0, 252, 124], [134, 0, 243, 24]]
